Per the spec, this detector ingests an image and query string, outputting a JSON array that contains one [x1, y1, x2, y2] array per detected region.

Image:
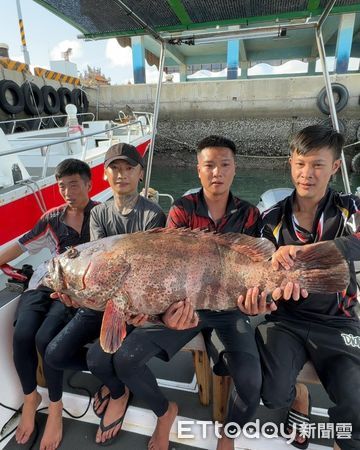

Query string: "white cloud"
[[105, 39, 132, 68], [50, 40, 83, 61]]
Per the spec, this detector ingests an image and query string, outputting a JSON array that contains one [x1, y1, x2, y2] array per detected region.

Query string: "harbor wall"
[[91, 73, 360, 167]]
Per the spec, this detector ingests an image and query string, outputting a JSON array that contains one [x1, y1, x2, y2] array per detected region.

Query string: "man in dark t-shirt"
[[93, 136, 262, 450], [239, 125, 360, 450], [45, 143, 166, 446], [0, 159, 96, 450]]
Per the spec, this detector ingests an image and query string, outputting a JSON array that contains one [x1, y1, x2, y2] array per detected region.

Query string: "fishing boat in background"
[[0, 108, 152, 280]]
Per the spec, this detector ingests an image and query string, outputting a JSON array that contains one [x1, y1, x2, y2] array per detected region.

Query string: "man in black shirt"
[[45, 143, 166, 446], [239, 125, 360, 450], [0, 159, 96, 450]]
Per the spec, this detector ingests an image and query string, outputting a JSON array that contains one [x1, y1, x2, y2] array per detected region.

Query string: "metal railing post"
[[315, 0, 351, 193], [144, 41, 166, 198]]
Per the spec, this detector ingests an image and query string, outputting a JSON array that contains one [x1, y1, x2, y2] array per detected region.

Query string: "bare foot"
[[216, 432, 235, 450], [96, 387, 130, 444], [288, 383, 309, 446], [40, 400, 63, 450], [15, 390, 42, 444], [148, 402, 178, 450]]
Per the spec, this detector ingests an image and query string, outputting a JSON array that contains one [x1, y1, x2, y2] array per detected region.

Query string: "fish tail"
[[293, 241, 350, 294], [100, 299, 127, 353]]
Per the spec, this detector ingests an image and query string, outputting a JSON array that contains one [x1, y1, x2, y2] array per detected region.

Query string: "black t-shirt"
[[261, 188, 360, 324], [18, 200, 98, 255]]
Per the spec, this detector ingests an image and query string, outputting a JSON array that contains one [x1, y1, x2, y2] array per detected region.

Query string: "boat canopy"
[[34, 0, 360, 40]]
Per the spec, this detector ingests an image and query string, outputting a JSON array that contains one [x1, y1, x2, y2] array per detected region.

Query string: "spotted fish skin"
[[43, 228, 349, 352]]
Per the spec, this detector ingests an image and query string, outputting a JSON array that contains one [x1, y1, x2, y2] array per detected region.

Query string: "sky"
[[2, 0, 154, 84], [2, 0, 359, 84]]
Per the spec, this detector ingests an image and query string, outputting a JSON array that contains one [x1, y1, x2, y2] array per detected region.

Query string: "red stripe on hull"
[[0, 139, 150, 246]]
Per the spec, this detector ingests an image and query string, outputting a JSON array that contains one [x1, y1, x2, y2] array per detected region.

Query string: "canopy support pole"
[[144, 41, 166, 198], [315, 0, 351, 193]]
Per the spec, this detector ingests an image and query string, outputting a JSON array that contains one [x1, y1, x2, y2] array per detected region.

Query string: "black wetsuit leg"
[[45, 308, 104, 372], [88, 325, 201, 415], [306, 322, 360, 450], [205, 310, 262, 428], [13, 295, 74, 401], [13, 310, 45, 396], [255, 319, 309, 410]]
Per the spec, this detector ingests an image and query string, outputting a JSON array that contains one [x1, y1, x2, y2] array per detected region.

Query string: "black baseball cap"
[[104, 143, 144, 168]]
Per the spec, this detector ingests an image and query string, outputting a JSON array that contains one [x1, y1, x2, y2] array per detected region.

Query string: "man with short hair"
[[45, 142, 167, 446], [87, 135, 262, 450], [238, 124, 360, 450], [0, 159, 96, 450]]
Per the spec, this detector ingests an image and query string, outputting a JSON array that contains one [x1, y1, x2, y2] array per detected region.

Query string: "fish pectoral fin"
[[100, 299, 127, 354]]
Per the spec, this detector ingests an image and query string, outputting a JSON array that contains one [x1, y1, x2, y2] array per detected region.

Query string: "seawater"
[[149, 167, 360, 212]]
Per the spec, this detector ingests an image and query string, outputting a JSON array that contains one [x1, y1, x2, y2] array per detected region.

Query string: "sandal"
[[96, 391, 132, 446], [285, 392, 312, 449], [93, 385, 111, 419]]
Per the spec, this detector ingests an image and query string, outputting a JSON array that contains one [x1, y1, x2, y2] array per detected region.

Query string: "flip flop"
[[285, 392, 312, 449], [93, 385, 111, 419], [96, 391, 132, 447]]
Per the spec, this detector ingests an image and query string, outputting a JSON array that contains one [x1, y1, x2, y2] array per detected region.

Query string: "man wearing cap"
[[45, 143, 167, 445]]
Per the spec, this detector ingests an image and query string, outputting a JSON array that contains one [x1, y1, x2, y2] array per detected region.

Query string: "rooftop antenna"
[[61, 48, 72, 61], [15, 0, 30, 66]]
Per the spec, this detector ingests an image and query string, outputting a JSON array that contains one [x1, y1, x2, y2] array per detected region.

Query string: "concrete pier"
[[88, 73, 360, 167]]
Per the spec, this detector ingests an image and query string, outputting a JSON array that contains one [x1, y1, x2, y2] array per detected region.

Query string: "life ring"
[[351, 152, 360, 173], [316, 83, 349, 115], [57, 87, 72, 114], [0, 80, 25, 114], [41, 85, 60, 115], [71, 88, 89, 114], [22, 82, 44, 115]]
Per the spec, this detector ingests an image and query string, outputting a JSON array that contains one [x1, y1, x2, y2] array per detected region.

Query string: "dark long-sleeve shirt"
[[261, 188, 360, 324]]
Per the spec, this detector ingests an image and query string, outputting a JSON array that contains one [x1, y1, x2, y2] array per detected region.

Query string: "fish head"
[[43, 246, 91, 295]]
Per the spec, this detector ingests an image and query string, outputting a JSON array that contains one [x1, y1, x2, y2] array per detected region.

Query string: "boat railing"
[[0, 113, 96, 134], [0, 118, 151, 179]]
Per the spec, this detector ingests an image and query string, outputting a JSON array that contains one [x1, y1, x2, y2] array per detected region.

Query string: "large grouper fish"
[[43, 228, 349, 353]]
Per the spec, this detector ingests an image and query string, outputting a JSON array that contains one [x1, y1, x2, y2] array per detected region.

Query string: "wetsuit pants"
[[256, 317, 360, 450], [87, 309, 262, 427], [13, 286, 75, 402], [45, 308, 104, 373]]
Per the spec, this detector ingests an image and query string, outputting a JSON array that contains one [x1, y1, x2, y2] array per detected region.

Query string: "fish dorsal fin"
[[141, 228, 275, 262], [209, 233, 275, 261]]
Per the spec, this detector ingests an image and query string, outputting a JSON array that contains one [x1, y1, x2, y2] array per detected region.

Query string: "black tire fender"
[[41, 85, 60, 115], [0, 79, 25, 114], [351, 152, 360, 173], [22, 82, 44, 115], [316, 83, 349, 115], [71, 88, 89, 113], [320, 117, 346, 135], [13, 121, 30, 133], [58, 87, 72, 114], [356, 125, 360, 142]]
